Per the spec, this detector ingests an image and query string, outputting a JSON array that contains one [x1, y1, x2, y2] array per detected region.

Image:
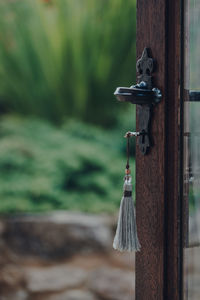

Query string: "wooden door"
[[135, 1, 183, 299]]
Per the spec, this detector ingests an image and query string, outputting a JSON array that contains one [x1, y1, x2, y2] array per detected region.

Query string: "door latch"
[[114, 48, 162, 155]]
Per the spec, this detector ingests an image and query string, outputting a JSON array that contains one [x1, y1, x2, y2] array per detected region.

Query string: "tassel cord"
[[113, 131, 141, 252], [126, 133, 130, 171]]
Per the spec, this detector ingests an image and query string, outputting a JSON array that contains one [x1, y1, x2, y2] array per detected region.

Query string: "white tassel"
[[113, 177, 141, 252]]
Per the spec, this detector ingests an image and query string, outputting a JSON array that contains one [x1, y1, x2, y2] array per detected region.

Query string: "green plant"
[[0, 116, 135, 214], [0, 0, 136, 127]]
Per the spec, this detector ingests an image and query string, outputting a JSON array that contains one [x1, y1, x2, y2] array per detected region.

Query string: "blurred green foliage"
[[0, 0, 137, 213], [0, 116, 135, 213], [0, 0, 136, 127]]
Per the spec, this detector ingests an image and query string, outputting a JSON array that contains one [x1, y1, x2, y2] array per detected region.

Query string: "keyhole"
[[142, 134, 145, 144], [141, 130, 146, 144]]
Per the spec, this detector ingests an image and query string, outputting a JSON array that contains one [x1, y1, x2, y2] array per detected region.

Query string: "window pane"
[[183, 1, 200, 299], [184, 0, 200, 90], [184, 101, 200, 299]]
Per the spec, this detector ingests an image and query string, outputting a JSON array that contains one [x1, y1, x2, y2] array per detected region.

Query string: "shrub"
[[0, 116, 135, 213]]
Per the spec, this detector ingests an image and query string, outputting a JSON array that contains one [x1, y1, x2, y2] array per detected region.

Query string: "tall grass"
[[0, 0, 136, 127]]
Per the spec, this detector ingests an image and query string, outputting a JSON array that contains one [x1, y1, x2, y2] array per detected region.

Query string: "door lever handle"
[[114, 48, 162, 155], [124, 131, 141, 137], [114, 81, 161, 105]]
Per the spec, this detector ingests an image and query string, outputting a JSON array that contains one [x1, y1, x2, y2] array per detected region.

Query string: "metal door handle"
[[114, 48, 162, 155], [114, 81, 161, 105]]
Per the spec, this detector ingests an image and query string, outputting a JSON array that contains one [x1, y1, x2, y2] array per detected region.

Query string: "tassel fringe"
[[113, 178, 141, 252]]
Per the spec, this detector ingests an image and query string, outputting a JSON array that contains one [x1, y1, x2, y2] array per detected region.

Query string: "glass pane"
[[184, 102, 200, 299], [183, 1, 200, 299], [184, 0, 200, 90]]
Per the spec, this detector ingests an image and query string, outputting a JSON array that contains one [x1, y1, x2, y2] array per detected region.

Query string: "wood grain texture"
[[136, 1, 166, 298], [165, 0, 182, 299], [135, 0, 182, 299]]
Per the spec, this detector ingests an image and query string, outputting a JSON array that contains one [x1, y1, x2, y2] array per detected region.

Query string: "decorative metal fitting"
[[114, 48, 162, 155]]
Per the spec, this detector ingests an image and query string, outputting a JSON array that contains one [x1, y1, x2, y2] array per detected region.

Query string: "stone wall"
[[0, 212, 135, 300]]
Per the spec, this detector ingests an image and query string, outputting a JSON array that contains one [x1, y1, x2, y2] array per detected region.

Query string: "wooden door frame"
[[135, 0, 183, 299]]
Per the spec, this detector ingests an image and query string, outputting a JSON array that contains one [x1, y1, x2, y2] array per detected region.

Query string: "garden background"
[[0, 0, 136, 214], [0, 1, 139, 300]]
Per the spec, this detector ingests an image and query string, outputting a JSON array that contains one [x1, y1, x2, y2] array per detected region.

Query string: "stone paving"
[[0, 212, 135, 300]]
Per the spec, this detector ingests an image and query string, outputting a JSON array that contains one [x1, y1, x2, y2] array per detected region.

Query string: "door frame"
[[135, 1, 183, 299]]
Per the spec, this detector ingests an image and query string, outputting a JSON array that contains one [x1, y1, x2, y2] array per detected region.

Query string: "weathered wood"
[[136, 1, 166, 298], [165, 0, 182, 298], [135, 0, 182, 299]]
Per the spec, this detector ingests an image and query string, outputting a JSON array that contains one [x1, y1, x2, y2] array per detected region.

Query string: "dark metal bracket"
[[114, 48, 162, 155]]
